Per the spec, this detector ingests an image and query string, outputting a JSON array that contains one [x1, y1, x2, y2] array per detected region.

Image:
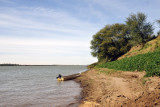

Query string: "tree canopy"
[[157, 19, 160, 35], [125, 12, 153, 45], [90, 23, 130, 62], [90, 12, 154, 62], [157, 20, 160, 25]]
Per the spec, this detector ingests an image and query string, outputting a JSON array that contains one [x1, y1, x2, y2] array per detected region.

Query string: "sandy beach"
[[75, 69, 160, 107]]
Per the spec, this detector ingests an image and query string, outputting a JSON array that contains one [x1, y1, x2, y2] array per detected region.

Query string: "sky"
[[0, 0, 159, 65]]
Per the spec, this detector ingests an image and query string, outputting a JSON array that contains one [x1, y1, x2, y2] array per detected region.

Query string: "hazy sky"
[[0, 0, 159, 65]]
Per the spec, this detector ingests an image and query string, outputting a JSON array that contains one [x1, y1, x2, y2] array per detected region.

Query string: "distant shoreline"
[[0, 64, 86, 66]]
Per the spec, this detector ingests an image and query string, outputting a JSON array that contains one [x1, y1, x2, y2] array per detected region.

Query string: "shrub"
[[87, 62, 98, 69]]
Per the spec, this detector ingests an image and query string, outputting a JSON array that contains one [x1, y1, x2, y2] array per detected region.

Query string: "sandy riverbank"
[[75, 69, 160, 107]]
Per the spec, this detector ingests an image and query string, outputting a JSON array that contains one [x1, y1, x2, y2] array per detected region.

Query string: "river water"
[[0, 65, 87, 107]]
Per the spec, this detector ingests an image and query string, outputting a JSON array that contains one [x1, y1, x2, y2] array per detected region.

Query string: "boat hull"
[[57, 73, 80, 81]]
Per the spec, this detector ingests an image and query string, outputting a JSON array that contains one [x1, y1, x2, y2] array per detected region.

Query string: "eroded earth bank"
[[76, 69, 160, 107]]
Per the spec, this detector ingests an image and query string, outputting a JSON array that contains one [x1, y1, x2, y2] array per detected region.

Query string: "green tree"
[[157, 19, 160, 35], [157, 20, 160, 25], [90, 23, 130, 62], [126, 12, 153, 45]]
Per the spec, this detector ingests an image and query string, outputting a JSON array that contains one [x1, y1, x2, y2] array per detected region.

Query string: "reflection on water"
[[0, 66, 86, 107]]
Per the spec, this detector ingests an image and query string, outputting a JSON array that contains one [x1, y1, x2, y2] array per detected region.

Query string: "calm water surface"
[[0, 65, 87, 107]]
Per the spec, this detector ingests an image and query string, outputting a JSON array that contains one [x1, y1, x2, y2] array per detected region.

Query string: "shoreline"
[[65, 93, 82, 107], [75, 69, 160, 107]]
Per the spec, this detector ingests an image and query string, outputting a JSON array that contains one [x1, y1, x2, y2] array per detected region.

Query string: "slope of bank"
[[76, 36, 160, 106], [76, 69, 160, 107], [118, 35, 160, 60], [95, 35, 160, 77]]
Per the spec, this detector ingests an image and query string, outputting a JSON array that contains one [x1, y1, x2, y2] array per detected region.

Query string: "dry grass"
[[118, 36, 160, 60]]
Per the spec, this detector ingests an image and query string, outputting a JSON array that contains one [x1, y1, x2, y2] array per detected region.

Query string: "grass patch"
[[140, 77, 151, 85], [96, 51, 160, 77], [118, 36, 160, 60], [84, 78, 94, 84], [87, 62, 98, 69], [142, 43, 151, 50], [99, 69, 118, 75]]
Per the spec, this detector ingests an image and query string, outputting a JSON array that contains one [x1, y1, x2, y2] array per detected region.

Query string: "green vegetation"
[[89, 12, 160, 76], [90, 23, 130, 62], [157, 19, 160, 35], [96, 51, 160, 77], [118, 36, 160, 60], [90, 12, 154, 63], [141, 77, 151, 85], [126, 13, 153, 45], [99, 69, 118, 75], [157, 19, 160, 25], [88, 62, 98, 69]]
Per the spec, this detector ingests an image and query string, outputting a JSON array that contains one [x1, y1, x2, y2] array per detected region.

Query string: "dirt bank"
[[76, 69, 160, 107]]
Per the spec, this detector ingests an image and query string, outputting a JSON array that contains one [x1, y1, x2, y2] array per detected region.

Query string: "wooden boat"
[[57, 73, 81, 81]]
